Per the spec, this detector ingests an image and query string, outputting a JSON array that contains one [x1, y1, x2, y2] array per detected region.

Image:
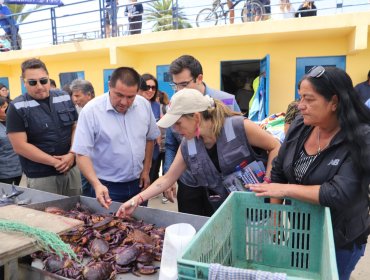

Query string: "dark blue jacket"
[[10, 90, 77, 178]]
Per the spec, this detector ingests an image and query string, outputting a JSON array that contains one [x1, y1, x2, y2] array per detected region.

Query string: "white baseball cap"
[[157, 88, 214, 128]]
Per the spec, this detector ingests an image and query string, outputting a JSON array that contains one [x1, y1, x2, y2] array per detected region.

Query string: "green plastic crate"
[[178, 192, 338, 280]]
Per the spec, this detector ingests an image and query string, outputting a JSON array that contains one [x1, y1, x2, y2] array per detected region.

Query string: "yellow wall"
[[0, 11, 369, 114]]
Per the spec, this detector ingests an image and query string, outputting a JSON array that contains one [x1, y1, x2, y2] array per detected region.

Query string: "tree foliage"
[[145, 0, 192, 31], [7, 4, 43, 23]]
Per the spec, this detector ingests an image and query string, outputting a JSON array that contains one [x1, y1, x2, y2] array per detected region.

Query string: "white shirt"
[[72, 93, 160, 182]]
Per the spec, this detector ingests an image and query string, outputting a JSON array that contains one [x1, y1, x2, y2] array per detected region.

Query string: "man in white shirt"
[[72, 67, 160, 209]]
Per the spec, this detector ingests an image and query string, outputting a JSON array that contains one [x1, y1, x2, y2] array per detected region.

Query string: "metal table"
[[20, 196, 209, 280]]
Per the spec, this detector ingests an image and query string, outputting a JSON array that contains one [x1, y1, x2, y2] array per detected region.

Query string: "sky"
[[5, 0, 370, 49]]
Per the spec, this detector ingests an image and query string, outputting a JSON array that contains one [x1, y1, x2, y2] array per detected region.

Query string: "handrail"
[[0, 0, 368, 51]]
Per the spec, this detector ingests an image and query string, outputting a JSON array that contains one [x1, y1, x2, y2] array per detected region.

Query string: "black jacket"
[[271, 116, 370, 248]]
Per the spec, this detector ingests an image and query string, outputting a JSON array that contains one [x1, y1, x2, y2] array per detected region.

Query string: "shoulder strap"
[[223, 117, 236, 142], [187, 138, 197, 156]]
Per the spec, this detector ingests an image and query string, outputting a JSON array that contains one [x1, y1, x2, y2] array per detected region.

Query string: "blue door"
[[295, 56, 346, 99], [260, 55, 270, 117]]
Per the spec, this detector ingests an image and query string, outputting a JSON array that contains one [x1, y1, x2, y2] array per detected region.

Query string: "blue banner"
[[5, 0, 63, 5]]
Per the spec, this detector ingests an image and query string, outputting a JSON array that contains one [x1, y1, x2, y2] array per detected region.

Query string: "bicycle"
[[196, 0, 265, 27]]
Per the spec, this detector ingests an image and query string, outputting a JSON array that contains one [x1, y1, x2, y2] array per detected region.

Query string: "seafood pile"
[[31, 203, 165, 279]]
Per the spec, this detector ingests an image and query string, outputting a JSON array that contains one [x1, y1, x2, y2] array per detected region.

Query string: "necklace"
[[317, 128, 333, 154]]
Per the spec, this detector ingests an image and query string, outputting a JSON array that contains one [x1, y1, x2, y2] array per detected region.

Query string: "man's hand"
[[164, 183, 177, 203], [94, 183, 112, 209], [139, 170, 150, 190], [53, 153, 75, 173]]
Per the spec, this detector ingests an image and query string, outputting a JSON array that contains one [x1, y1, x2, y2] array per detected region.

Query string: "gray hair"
[[70, 79, 95, 98]]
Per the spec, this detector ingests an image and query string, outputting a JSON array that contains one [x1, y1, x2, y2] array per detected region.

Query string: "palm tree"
[[6, 4, 43, 50], [145, 0, 192, 32], [7, 4, 42, 24]]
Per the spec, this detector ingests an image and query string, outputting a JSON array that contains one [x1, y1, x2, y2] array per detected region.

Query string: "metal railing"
[[0, 0, 369, 51]]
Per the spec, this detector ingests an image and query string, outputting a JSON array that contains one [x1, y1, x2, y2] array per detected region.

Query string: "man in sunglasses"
[[163, 55, 240, 216], [6, 58, 81, 196]]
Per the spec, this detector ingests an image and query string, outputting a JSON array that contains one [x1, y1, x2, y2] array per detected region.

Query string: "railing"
[[0, 0, 369, 51]]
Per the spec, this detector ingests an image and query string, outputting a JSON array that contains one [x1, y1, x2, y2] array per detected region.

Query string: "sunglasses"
[[146, 85, 156, 91], [25, 78, 49, 86], [307, 66, 325, 78]]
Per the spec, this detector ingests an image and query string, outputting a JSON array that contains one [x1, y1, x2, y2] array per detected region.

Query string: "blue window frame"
[[295, 56, 346, 99], [103, 69, 115, 93], [156, 65, 174, 99], [59, 71, 85, 89]]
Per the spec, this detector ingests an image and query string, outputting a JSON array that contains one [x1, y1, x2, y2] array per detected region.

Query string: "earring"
[[196, 125, 200, 139]]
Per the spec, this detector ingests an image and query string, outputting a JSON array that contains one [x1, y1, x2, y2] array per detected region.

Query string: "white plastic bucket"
[[159, 223, 196, 280]]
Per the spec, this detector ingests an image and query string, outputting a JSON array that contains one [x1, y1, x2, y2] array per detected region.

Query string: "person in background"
[[125, 0, 143, 35], [157, 90, 170, 203], [116, 89, 280, 217], [0, 35, 11, 52], [0, 97, 22, 185], [226, 0, 236, 24], [249, 66, 370, 280], [283, 100, 300, 134], [164, 54, 241, 215], [354, 70, 370, 105], [0, 1, 21, 50], [105, 0, 119, 37], [70, 79, 95, 197], [70, 79, 95, 113], [276, 0, 295, 19], [295, 0, 317, 17], [49, 79, 57, 89], [235, 80, 253, 116], [62, 83, 73, 96], [140, 73, 161, 186], [0, 83, 9, 98], [72, 67, 160, 209], [6, 58, 81, 196]]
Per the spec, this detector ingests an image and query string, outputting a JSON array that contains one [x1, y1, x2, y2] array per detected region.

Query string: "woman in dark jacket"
[[249, 66, 370, 280]]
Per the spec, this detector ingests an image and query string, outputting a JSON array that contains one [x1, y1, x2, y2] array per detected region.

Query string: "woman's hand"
[[247, 183, 289, 198], [116, 199, 137, 217], [164, 183, 177, 203]]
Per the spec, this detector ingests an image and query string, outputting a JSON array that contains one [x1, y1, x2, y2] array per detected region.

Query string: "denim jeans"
[[92, 178, 147, 206], [336, 243, 366, 280]]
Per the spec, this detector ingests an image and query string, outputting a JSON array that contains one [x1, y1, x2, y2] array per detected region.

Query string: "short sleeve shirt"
[[72, 94, 160, 182]]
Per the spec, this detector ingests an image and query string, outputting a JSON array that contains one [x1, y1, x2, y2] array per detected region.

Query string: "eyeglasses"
[[307, 66, 325, 78], [24, 78, 49, 87], [170, 79, 195, 91], [146, 85, 156, 91]]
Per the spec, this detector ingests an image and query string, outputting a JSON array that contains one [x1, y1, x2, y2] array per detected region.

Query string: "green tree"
[[8, 4, 42, 23], [145, 0, 192, 32]]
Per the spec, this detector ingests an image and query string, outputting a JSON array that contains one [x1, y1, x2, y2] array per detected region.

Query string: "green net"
[[0, 219, 78, 261]]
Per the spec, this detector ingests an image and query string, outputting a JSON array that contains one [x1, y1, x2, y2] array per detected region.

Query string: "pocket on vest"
[[58, 108, 75, 126], [222, 143, 251, 166]]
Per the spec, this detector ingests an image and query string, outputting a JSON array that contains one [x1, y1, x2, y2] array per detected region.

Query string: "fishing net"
[[0, 219, 78, 261]]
